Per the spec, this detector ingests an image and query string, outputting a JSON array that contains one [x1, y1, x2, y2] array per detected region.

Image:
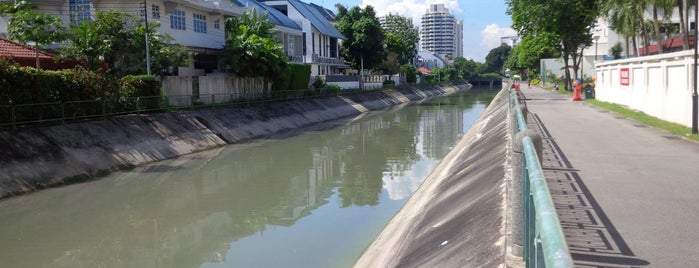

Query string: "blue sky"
[[305, 0, 516, 62]]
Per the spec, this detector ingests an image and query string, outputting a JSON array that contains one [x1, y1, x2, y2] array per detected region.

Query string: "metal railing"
[[511, 87, 574, 268], [0, 86, 406, 129]]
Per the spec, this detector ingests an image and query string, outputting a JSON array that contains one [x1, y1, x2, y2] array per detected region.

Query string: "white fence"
[[595, 50, 698, 127], [162, 76, 268, 107]]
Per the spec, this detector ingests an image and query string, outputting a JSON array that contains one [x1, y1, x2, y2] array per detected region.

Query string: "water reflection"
[[0, 88, 497, 268]]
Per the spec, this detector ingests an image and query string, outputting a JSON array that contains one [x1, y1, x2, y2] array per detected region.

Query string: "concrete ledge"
[[354, 86, 510, 267]]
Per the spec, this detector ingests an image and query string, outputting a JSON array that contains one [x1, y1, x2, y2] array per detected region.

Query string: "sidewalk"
[[521, 85, 699, 267]]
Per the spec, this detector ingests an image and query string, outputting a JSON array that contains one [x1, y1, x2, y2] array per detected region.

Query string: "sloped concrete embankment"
[[0, 85, 465, 199], [355, 87, 510, 267]]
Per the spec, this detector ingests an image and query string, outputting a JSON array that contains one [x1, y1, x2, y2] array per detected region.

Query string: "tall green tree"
[[3, 1, 66, 69], [335, 5, 385, 89], [485, 44, 511, 74], [452, 57, 484, 81], [381, 14, 419, 65], [505, 33, 560, 74], [508, 0, 599, 89], [223, 10, 287, 84]]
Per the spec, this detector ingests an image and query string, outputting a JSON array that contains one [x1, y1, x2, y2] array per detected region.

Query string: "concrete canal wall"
[[0, 85, 465, 199], [355, 86, 511, 267]]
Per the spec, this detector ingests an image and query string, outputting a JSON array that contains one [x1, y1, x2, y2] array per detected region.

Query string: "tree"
[[335, 5, 385, 89], [62, 10, 187, 75], [223, 9, 287, 85], [452, 57, 483, 81], [508, 0, 599, 90], [381, 14, 419, 65], [651, 0, 675, 54], [506, 33, 560, 74], [4, 1, 66, 69], [485, 44, 511, 74], [377, 50, 400, 79]]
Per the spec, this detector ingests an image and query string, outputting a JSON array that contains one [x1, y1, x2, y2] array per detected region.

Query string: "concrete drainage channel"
[[0, 85, 465, 199]]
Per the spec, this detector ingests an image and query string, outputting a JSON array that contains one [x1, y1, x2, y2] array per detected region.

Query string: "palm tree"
[[603, 0, 642, 56], [651, 0, 676, 53], [677, 0, 689, 50]]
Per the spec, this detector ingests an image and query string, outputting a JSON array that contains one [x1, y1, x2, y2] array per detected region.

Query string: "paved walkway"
[[521, 85, 699, 267]]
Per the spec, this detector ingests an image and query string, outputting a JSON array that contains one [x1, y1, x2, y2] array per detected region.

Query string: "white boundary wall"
[[595, 50, 698, 127]]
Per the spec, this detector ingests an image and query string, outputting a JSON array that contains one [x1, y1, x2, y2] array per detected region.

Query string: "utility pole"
[[143, 0, 152, 76]]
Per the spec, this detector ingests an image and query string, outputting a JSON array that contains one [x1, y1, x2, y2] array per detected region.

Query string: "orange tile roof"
[[0, 38, 54, 59]]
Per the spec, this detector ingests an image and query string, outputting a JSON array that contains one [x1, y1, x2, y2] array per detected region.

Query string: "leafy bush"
[[400, 64, 417, 83], [0, 60, 117, 104], [119, 75, 161, 110], [383, 79, 396, 88], [289, 64, 311, 90], [325, 84, 341, 93], [273, 64, 292, 91], [312, 76, 325, 89]]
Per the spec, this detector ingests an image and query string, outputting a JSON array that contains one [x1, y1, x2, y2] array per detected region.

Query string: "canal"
[[0, 87, 497, 268]]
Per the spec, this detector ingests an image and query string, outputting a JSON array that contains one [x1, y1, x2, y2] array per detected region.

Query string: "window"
[[69, 0, 91, 25], [193, 14, 206, 33], [170, 9, 185, 30], [152, 5, 160, 20], [213, 19, 220, 29]]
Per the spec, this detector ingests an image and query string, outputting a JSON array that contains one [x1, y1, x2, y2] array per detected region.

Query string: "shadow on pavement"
[[528, 113, 650, 267]]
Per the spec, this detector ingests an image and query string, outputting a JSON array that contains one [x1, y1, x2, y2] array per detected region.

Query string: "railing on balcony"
[[288, 55, 304, 63], [311, 54, 346, 65]]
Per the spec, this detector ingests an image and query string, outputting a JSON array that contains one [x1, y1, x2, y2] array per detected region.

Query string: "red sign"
[[620, 68, 630, 86]]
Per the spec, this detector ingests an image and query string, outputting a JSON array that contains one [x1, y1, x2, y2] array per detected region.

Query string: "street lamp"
[[693, 0, 698, 134]]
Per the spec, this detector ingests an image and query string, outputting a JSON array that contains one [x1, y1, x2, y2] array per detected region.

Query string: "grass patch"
[[586, 99, 699, 142]]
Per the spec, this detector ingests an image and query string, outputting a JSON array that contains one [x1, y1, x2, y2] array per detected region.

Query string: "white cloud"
[[360, 0, 461, 26], [464, 24, 516, 62]]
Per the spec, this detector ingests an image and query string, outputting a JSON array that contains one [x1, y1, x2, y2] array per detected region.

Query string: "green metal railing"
[[511, 86, 574, 268], [0, 86, 414, 129]]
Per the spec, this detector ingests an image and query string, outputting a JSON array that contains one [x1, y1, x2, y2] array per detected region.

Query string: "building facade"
[[262, 0, 348, 76], [420, 4, 461, 60]]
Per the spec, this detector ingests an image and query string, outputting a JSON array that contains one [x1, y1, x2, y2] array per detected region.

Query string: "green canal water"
[[0, 87, 498, 268]]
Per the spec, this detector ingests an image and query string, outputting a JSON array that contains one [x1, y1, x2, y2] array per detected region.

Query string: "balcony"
[[312, 54, 347, 66], [289, 55, 304, 63]]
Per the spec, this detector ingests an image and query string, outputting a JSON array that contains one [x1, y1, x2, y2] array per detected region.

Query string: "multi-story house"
[[261, 0, 348, 76], [0, 0, 244, 75], [231, 0, 303, 64]]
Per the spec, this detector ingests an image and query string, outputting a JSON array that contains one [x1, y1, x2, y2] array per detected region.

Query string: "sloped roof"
[[286, 0, 345, 40], [231, 0, 301, 31], [0, 38, 53, 59], [308, 3, 335, 21], [417, 67, 431, 74]]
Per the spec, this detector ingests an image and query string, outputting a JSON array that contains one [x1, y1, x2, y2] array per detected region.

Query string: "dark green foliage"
[[382, 79, 396, 88], [223, 10, 287, 79], [119, 75, 161, 99], [273, 64, 292, 92], [61, 10, 188, 76], [610, 42, 623, 59], [1, 60, 160, 106], [0, 60, 118, 104], [289, 64, 311, 90], [485, 44, 512, 74], [400, 64, 417, 83], [312, 76, 325, 89], [335, 5, 385, 71]]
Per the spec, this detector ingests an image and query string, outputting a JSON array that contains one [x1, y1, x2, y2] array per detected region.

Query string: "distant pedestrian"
[[528, 80, 531, 89]]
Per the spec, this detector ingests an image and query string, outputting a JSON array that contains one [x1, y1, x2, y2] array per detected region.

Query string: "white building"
[[0, 0, 244, 75], [262, 0, 348, 76], [232, 0, 304, 64], [420, 4, 461, 60]]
